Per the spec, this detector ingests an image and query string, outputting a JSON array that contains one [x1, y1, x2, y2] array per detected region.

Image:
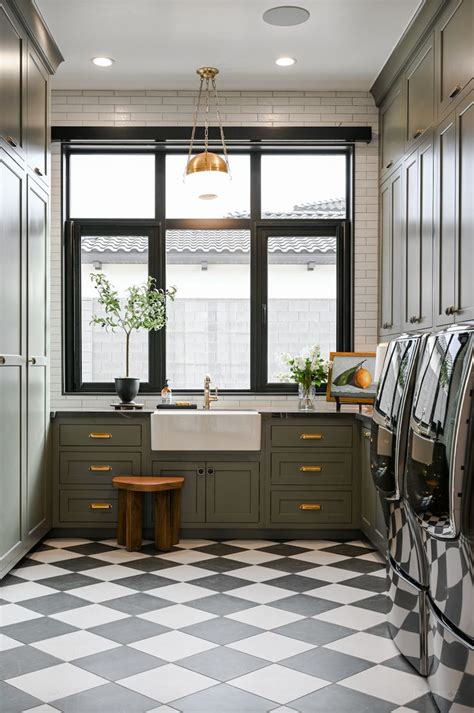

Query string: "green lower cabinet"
[[152, 461, 206, 524], [59, 490, 118, 524], [60, 452, 142, 486], [360, 427, 387, 553], [206, 462, 260, 524], [271, 490, 352, 525], [271, 452, 352, 487]]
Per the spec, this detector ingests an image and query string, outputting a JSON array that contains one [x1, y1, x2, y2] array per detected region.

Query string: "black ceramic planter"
[[115, 377, 140, 404]]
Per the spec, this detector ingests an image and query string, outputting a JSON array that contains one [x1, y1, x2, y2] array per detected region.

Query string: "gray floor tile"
[[0, 574, 28, 587], [114, 573, 177, 591], [104, 592, 171, 615], [291, 682, 395, 712], [405, 693, 440, 712], [0, 680, 41, 713], [272, 594, 341, 617], [172, 681, 275, 711], [260, 558, 315, 574], [0, 617, 78, 644], [52, 557, 107, 573], [331, 558, 385, 575], [190, 594, 255, 616], [74, 645, 165, 680], [191, 557, 251, 574], [125, 558, 180, 573], [179, 646, 267, 681], [274, 618, 354, 645], [364, 622, 392, 639], [38, 573, 100, 591], [189, 574, 251, 592], [66, 543, 115, 556], [89, 616, 170, 644], [194, 544, 245, 557], [0, 645, 62, 680], [259, 544, 312, 557], [352, 593, 388, 614], [20, 592, 89, 615], [267, 575, 322, 592], [322, 544, 375, 558], [383, 654, 421, 674], [52, 681, 159, 712], [182, 617, 262, 645], [281, 646, 375, 682], [341, 574, 387, 593]]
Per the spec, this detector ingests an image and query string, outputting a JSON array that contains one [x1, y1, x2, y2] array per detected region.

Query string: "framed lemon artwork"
[[326, 351, 377, 405]]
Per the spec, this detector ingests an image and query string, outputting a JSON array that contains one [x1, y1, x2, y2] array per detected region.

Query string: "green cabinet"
[[360, 427, 387, 554], [153, 461, 206, 524], [380, 166, 403, 336], [436, 0, 473, 116], [380, 81, 405, 177], [0, 3, 26, 162], [406, 37, 435, 148]]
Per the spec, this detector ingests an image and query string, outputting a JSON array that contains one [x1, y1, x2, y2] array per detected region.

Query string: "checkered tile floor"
[[0, 538, 437, 713]]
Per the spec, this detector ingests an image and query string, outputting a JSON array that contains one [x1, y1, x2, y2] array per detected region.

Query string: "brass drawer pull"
[[412, 129, 423, 139], [300, 433, 323, 440], [6, 135, 18, 147], [89, 503, 112, 510], [89, 465, 113, 472], [300, 465, 323, 473], [89, 432, 112, 439], [299, 503, 322, 511], [449, 84, 462, 99]]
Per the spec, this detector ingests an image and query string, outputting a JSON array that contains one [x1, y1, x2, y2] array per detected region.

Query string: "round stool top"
[[112, 476, 184, 492]]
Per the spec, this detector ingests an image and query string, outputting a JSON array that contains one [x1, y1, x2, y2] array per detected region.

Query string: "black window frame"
[[62, 141, 354, 395]]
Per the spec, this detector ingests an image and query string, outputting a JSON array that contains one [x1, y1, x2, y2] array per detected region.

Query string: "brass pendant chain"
[[212, 76, 230, 175]]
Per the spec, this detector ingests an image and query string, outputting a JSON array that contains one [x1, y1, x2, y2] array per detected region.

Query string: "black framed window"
[[63, 144, 353, 394]]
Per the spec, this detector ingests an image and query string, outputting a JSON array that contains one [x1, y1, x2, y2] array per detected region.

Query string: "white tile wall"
[[50, 89, 378, 410]]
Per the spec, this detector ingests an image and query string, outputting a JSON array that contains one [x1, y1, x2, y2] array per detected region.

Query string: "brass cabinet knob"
[[34, 167, 43, 176], [449, 84, 462, 99], [363, 431, 371, 439], [385, 160, 394, 169], [27, 357, 36, 365], [5, 135, 18, 147]]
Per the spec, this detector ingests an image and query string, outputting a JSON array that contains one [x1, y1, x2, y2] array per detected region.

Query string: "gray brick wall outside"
[[49, 89, 378, 410]]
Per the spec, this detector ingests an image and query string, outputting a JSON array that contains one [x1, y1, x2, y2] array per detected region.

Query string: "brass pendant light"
[[185, 67, 230, 200]]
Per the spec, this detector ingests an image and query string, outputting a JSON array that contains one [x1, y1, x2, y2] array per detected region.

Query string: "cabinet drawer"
[[59, 452, 142, 486], [59, 490, 117, 523], [59, 424, 142, 447], [271, 491, 352, 525], [271, 453, 352, 486], [271, 425, 352, 448]]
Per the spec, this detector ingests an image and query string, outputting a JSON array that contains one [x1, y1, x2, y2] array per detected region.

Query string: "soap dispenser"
[[161, 379, 172, 404]]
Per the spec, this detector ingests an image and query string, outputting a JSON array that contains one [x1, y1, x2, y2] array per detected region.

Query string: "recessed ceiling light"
[[263, 6, 310, 26], [91, 56, 114, 67], [275, 57, 297, 67]]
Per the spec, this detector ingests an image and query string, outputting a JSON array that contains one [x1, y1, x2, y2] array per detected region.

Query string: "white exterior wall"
[[50, 89, 378, 410]]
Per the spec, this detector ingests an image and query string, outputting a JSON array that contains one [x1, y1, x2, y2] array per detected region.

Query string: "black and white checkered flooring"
[[1, 538, 437, 712]]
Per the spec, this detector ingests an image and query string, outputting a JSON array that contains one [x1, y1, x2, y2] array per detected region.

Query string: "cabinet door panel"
[[381, 84, 404, 175], [27, 364, 47, 536], [152, 461, 206, 524], [27, 48, 48, 182], [28, 181, 47, 357], [206, 462, 260, 524], [0, 4, 25, 160], [437, 0, 473, 114], [418, 139, 434, 329], [456, 92, 474, 321], [403, 151, 420, 329], [406, 39, 434, 145], [380, 168, 403, 336], [434, 114, 457, 325], [360, 429, 374, 535]]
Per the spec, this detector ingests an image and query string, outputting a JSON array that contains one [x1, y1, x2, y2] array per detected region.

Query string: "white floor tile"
[[42, 538, 92, 548], [175, 539, 215, 549], [359, 551, 386, 564], [230, 663, 329, 704], [228, 631, 314, 662], [223, 550, 283, 565], [31, 629, 120, 661], [0, 604, 42, 626], [10, 564, 69, 581], [77, 564, 141, 581], [227, 565, 284, 582], [22, 705, 62, 713], [0, 581, 57, 603], [292, 550, 349, 566], [345, 540, 374, 549], [230, 583, 294, 604], [89, 549, 148, 563], [97, 539, 126, 549], [299, 566, 357, 583], [284, 540, 339, 550], [130, 631, 217, 662], [324, 631, 400, 663], [71, 582, 133, 603], [157, 565, 212, 582], [310, 583, 376, 604], [156, 550, 215, 564], [6, 662, 105, 702], [270, 707, 300, 713], [120, 663, 217, 703], [314, 604, 385, 630], [223, 540, 275, 549], [340, 664, 429, 705], [147, 582, 214, 603], [0, 633, 23, 651], [227, 604, 304, 630], [146, 707, 180, 713], [27, 549, 83, 564], [139, 604, 217, 629], [372, 568, 388, 579], [51, 603, 129, 629]]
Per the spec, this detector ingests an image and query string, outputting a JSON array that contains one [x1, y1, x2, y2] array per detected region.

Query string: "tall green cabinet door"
[[152, 461, 206, 524], [26, 178, 49, 541], [206, 462, 260, 524], [455, 92, 474, 322], [0, 150, 26, 576]]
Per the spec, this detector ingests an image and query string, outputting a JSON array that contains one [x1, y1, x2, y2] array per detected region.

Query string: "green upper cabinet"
[[26, 45, 48, 184], [455, 91, 474, 322], [380, 166, 403, 337], [380, 81, 405, 178], [0, 3, 26, 163], [405, 36, 435, 149], [436, 0, 473, 117]]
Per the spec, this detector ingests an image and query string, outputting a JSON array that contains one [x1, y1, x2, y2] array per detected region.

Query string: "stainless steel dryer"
[[403, 325, 474, 712], [371, 334, 428, 674]]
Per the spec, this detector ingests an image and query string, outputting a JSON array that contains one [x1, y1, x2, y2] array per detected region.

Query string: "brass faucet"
[[203, 374, 219, 410]]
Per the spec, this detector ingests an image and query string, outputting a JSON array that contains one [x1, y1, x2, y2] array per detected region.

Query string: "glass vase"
[[298, 383, 316, 410]]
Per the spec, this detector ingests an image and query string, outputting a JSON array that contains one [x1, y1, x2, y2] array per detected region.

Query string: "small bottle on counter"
[[160, 379, 172, 404]]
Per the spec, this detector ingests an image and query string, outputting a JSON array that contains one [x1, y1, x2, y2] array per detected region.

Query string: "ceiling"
[[36, 0, 422, 90]]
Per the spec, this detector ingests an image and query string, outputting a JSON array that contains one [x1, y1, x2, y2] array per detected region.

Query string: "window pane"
[[267, 235, 337, 383], [166, 154, 250, 218], [81, 234, 149, 382], [70, 154, 155, 218], [166, 230, 250, 389], [261, 155, 346, 219]]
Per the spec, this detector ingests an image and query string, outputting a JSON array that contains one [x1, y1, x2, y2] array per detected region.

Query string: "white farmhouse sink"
[[151, 410, 261, 451]]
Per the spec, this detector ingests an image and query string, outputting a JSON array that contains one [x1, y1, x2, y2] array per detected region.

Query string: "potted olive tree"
[[90, 273, 176, 403]]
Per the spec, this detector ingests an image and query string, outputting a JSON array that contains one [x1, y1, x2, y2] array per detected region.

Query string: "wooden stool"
[[112, 476, 184, 552]]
